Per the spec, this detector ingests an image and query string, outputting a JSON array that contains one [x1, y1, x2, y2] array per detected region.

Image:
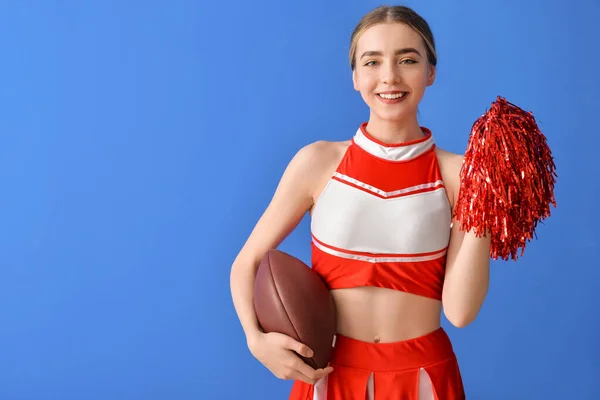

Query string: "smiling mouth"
[[377, 92, 407, 99]]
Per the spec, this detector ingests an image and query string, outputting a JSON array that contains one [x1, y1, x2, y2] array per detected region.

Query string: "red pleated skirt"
[[288, 327, 465, 400]]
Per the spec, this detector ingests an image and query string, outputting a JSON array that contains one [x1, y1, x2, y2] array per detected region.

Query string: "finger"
[[293, 359, 321, 382], [284, 337, 313, 358], [313, 366, 334, 379], [286, 369, 319, 385], [293, 358, 334, 382], [320, 366, 334, 375]]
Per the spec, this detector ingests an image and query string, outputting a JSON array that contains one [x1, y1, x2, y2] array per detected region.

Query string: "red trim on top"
[[311, 242, 445, 301], [359, 122, 432, 148], [335, 143, 445, 192]]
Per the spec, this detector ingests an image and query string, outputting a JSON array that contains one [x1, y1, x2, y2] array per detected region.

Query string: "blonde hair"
[[349, 5, 437, 70]]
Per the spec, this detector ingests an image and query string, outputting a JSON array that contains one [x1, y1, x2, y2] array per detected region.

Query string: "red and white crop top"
[[310, 123, 452, 301]]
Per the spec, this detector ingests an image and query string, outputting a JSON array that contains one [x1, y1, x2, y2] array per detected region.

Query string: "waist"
[[331, 327, 456, 372], [332, 286, 442, 343]]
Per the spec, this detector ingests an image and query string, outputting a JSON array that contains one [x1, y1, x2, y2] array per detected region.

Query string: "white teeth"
[[379, 92, 406, 99]]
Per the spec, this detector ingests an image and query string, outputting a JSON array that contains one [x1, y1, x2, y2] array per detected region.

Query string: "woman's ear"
[[427, 64, 436, 87]]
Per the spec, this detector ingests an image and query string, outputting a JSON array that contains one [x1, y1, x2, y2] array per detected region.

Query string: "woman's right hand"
[[248, 331, 334, 385]]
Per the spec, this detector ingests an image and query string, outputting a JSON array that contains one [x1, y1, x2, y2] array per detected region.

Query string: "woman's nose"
[[381, 62, 401, 85]]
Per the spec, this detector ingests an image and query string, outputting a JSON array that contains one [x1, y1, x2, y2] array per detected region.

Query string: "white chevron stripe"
[[333, 172, 444, 198], [313, 238, 447, 263]]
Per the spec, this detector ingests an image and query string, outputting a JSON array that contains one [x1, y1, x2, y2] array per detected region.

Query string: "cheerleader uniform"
[[288, 123, 465, 400]]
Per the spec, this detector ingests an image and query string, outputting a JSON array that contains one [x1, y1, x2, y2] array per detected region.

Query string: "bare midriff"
[[331, 286, 442, 343]]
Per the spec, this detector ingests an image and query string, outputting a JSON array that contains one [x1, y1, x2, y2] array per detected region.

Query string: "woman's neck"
[[365, 115, 425, 144]]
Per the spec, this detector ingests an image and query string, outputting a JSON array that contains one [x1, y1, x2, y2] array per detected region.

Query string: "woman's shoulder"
[[303, 139, 352, 156], [434, 146, 463, 166], [290, 139, 351, 203], [294, 139, 351, 171]]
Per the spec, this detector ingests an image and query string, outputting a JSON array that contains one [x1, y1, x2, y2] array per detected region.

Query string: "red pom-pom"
[[455, 96, 557, 261]]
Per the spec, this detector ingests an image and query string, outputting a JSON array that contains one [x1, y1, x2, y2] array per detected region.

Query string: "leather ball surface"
[[253, 249, 336, 370]]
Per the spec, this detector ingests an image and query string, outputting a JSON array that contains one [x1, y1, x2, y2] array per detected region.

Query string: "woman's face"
[[352, 23, 436, 123]]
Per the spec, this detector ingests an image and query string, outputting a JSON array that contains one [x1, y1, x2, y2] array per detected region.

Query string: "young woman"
[[230, 5, 491, 399]]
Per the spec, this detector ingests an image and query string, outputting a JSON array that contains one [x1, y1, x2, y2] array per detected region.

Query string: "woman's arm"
[[439, 151, 492, 328], [230, 141, 326, 347]]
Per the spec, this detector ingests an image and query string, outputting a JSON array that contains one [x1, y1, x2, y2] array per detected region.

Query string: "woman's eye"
[[401, 59, 417, 65], [365, 60, 378, 66]]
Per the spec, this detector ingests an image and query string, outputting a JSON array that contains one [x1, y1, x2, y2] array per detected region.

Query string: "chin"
[[367, 100, 417, 123]]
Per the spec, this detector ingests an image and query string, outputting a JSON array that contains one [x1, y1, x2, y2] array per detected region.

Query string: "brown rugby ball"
[[253, 249, 336, 370]]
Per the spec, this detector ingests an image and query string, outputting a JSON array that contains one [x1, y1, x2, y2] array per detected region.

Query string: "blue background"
[[1, 0, 598, 399]]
